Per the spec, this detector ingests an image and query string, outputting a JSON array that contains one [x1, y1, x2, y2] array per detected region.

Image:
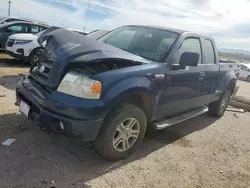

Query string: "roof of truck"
[[126, 25, 210, 38], [144, 25, 186, 34], [125, 25, 185, 34]]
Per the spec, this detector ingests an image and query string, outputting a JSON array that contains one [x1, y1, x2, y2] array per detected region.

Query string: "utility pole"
[[83, 0, 91, 32], [7, 0, 11, 16]]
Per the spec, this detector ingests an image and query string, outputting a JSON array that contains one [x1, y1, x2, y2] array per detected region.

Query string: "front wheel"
[[28, 48, 44, 65], [93, 103, 147, 161], [209, 89, 231, 117]]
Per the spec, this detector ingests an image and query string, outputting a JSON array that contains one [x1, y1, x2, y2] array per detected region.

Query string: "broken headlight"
[[57, 71, 102, 99]]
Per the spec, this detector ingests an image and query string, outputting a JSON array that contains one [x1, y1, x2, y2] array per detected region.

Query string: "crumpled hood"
[[38, 27, 152, 64]]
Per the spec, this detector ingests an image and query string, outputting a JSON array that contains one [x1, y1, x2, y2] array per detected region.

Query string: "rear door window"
[[204, 39, 216, 64], [31, 25, 39, 33], [39, 26, 46, 32]]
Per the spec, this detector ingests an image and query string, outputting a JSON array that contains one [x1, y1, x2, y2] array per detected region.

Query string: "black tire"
[[247, 76, 250, 82], [93, 102, 147, 161], [209, 89, 231, 117], [28, 48, 43, 65]]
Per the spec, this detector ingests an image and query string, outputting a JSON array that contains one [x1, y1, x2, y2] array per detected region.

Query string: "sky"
[[0, 0, 250, 50]]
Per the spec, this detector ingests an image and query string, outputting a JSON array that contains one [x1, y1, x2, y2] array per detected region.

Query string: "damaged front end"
[[30, 27, 151, 90], [16, 27, 161, 141]]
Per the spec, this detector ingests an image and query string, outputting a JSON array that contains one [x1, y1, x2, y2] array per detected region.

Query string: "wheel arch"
[[247, 75, 250, 82], [101, 76, 159, 121], [104, 90, 154, 122], [28, 46, 44, 57], [217, 70, 237, 94], [121, 93, 153, 121], [226, 78, 237, 94]]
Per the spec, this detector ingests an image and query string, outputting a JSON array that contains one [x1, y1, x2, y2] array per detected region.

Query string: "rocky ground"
[[0, 53, 250, 188]]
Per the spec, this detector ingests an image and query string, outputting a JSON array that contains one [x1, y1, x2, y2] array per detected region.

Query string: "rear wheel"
[[247, 76, 250, 82], [93, 103, 147, 161], [209, 89, 231, 117]]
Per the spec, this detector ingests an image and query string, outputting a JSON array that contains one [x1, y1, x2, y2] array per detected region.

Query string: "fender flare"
[[102, 76, 159, 109], [217, 70, 237, 93]]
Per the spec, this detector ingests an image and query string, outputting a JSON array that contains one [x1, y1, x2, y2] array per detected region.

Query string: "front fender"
[[102, 76, 161, 109]]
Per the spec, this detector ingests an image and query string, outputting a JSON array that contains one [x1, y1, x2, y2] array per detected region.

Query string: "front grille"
[[33, 58, 54, 81], [7, 39, 15, 47], [30, 51, 59, 88], [28, 75, 52, 94], [29, 46, 64, 89]]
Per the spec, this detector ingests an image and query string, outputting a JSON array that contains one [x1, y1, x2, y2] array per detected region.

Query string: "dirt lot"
[[0, 53, 250, 188]]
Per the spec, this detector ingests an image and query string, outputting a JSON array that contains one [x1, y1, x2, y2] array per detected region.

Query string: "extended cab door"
[[200, 38, 222, 104], [157, 36, 206, 119]]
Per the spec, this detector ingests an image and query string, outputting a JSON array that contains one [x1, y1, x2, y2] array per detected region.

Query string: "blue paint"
[[16, 26, 237, 142]]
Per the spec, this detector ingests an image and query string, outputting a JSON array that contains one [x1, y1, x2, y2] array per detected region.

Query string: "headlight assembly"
[[57, 71, 102, 99]]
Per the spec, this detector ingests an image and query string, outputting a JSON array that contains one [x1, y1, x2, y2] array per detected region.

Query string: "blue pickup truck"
[[16, 25, 238, 161]]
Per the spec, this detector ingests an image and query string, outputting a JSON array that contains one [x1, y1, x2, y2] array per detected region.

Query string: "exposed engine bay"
[[69, 59, 142, 75]]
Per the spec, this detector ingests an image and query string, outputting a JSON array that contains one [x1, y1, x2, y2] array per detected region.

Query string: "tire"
[[93, 102, 147, 161], [28, 48, 43, 65], [209, 89, 231, 117], [247, 76, 250, 82]]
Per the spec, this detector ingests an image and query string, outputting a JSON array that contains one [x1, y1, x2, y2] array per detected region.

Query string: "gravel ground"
[[237, 79, 250, 97], [0, 54, 250, 188]]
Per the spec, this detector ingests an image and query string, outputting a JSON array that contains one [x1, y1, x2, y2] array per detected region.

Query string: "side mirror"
[[179, 52, 200, 67]]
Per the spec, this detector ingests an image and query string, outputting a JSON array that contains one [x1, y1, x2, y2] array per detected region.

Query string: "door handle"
[[200, 72, 206, 77]]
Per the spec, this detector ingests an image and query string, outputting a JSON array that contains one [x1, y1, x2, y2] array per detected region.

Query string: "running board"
[[153, 106, 208, 130]]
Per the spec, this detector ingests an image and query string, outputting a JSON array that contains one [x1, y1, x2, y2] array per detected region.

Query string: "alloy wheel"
[[113, 118, 140, 152], [220, 93, 229, 113]]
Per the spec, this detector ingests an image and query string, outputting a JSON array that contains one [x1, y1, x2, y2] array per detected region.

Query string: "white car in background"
[[0, 16, 50, 26], [5, 30, 45, 65], [5, 28, 88, 65], [239, 63, 250, 82]]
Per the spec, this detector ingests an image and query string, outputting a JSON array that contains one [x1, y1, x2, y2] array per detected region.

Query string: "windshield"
[[98, 26, 179, 61]]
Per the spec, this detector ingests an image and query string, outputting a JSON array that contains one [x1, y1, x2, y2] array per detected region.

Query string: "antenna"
[[7, 0, 12, 16], [83, 0, 91, 32]]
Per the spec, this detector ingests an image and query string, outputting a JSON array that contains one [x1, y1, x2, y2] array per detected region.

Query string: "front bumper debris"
[[16, 79, 104, 141]]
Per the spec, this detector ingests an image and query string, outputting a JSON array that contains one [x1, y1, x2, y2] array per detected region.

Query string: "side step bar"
[[153, 106, 209, 130]]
